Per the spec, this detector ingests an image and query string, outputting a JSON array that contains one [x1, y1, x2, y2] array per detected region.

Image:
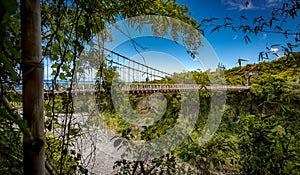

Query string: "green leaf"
[[254, 26, 261, 35], [275, 26, 283, 31], [52, 42, 59, 53], [225, 17, 233, 21], [258, 52, 263, 61], [57, 30, 64, 44], [96, 71, 101, 78], [51, 62, 59, 69], [240, 15, 248, 20], [0, 0, 18, 23], [0, 107, 15, 121], [0, 107, 32, 139], [231, 26, 237, 32], [74, 40, 84, 53], [210, 26, 222, 34], [244, 35, 251, 44], [211, 17, 219, 21], [79, 165, 88, 175], [51, 70, 57, 76], [0, 52, 18, 81], [11, 47, 21, 59], [271, 44, 280, 48], [52, 55, 59, 60], [62, 64, 69, 72], [59, 73, 66, 80]]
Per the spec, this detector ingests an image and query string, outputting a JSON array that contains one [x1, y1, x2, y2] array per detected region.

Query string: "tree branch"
[[1, 90, 22, 120], [45, 160, 57, 175], [0, 90, 56, 175]]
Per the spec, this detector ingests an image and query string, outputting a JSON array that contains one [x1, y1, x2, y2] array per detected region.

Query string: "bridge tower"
[[245, 71, 259, 86]]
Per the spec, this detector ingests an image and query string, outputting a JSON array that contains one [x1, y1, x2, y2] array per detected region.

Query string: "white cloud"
[[266, 0, 283, 7], [260, 33, 267, 39], [192, 57, 203, 62], [221, 0, 258, 10], [271, 48, 279, 52], [270, 47, 284, 58], [222, 0, 283, 10]]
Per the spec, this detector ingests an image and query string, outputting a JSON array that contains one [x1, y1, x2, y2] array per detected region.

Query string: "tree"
[[1, 0, 300, 174], [1, 0, 201, 174], [200, 0, 299, 60], [21, 0, 45, 174]]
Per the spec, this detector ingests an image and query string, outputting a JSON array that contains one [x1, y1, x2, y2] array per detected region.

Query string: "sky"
[[106, 0, 299, 74], [46, 0, 300, 80], [176, 0, 300, 69]]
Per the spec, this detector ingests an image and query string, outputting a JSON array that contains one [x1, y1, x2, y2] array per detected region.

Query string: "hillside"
[[225, 52, 300, 85]]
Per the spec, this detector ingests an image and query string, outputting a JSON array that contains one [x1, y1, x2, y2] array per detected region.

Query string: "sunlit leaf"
[[59, 73, 66, 80]]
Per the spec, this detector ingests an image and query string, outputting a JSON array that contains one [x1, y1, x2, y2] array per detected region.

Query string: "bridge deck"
[[14, 83, 250, 95], [122, 83, 249, 94]]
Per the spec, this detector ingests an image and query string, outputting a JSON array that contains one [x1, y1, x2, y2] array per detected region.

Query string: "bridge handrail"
[[14, 82, 250, 94]]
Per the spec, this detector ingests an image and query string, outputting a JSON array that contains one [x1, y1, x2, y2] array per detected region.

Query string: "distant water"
[[14, 80, 97, 89]]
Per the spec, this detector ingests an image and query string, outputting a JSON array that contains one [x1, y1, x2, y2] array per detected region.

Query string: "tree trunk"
[[21, 0, 45, 174]]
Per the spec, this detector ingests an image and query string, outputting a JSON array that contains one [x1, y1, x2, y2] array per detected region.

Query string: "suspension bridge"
[[15, 48, 252, 95]]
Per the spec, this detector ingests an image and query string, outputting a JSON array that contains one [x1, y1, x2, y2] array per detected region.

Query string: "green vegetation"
[[97, 53, 300, 174], [0, 0, 299, 174]]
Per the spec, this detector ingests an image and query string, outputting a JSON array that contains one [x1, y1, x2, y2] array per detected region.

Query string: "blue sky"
[[108, 0, 299, 73], [177, 0, 300, 68], [47, 0, 299, 80]]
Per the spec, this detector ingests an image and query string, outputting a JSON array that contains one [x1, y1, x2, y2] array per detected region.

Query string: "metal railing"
[[15, 82, 250, 95]]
